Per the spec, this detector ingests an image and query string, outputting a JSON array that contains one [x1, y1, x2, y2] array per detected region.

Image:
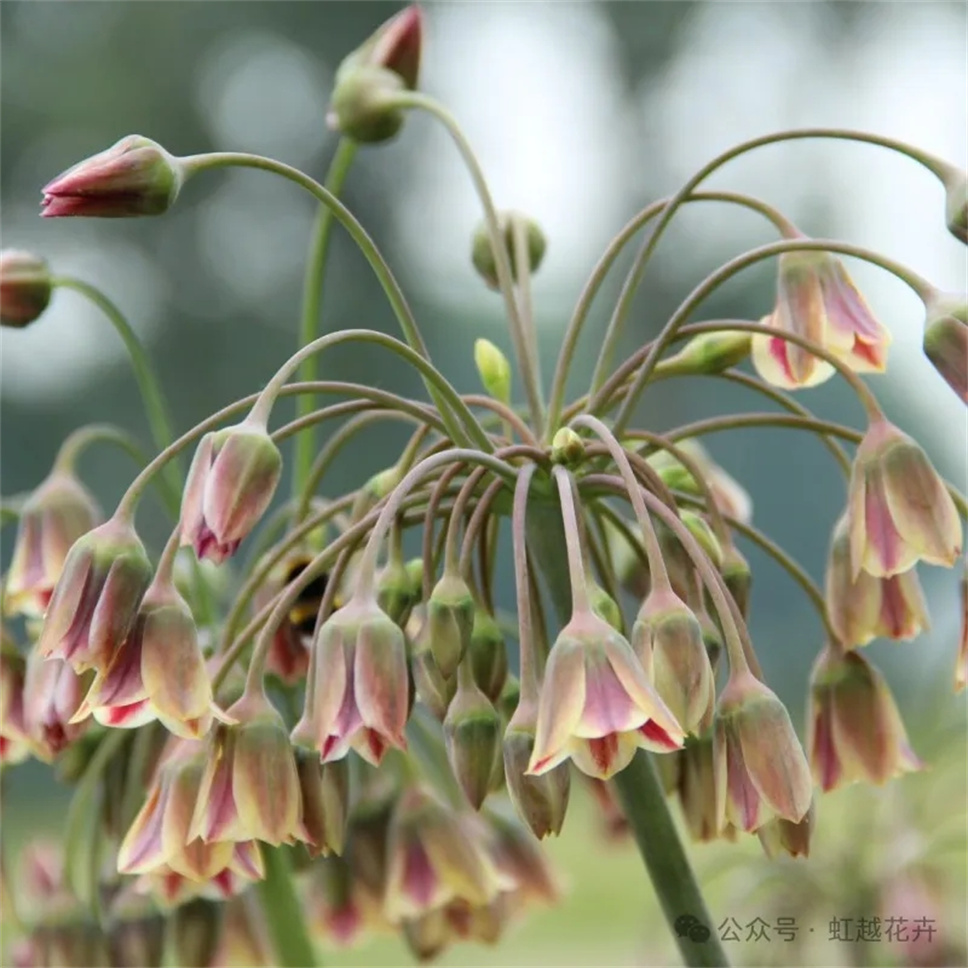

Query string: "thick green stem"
[[294, 138, 358, 502], [258, 846, 317, 967], [526, 497, 727, 967]]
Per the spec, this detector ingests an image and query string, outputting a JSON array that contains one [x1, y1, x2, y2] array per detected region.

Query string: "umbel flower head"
[[807, 644, 921, 791], [846, 417, 962, 578], [42, 135, 185, 218], [180, 420, 282, 565], [752, 248, 891, 388], [527, 611, 684, 780], [5, 469, 101, 619], [0, 249, 52, 328], [36, 514, 153, 674]]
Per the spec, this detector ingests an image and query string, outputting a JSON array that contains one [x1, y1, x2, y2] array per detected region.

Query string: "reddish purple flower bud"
[[41, 136, 185, 218], [713, 670, 813, 833], [190, 688, 308, 848], [22, 650, 89, 759], [807, 644, 921, 792], [179, 421, 282, 565], [825, 514, 930, 647], [847, 418, 962, 579], [328, 6, 424, 143], [5, 471, 100, 619], [752, 248, 891, 388], [292, 599, 410, 766], [527, 611, 684, 780], [36, 515, 152, 674], [0, 250, 52, 328], [71, 577, 223, 738], [922, 290, 967, 403]]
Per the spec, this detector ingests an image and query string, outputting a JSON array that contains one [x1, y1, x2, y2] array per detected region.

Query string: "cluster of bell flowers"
[[2, 4, 968, 965]]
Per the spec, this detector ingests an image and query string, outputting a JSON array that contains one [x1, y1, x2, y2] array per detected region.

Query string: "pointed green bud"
[[473, 339, 512, 405], [589, 578, 623, 633], [427, 573, 475, 679], [377, 556, 418, 626], [468, 608, 507, 703], [679, 510, 723, 568], [721, 542, 752, 619], [410, 619, 456, 721], [658, 331, 752, 376], [444, 667, 502, 809], [471, 211, 546, 291]]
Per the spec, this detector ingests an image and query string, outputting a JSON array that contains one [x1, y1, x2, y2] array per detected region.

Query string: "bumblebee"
[[283, 555, 341, 637]]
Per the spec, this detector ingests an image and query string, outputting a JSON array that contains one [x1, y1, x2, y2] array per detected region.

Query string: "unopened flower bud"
[[679, 510, 723, 569], [297, 752, 349, 858], [180, 420, 282, 565], [410, 618, 456, 721], [41, 136, 185, 218], [941, 163, 968, 244], [427, 573, 475, 679], [589, 578, 623, 633], [633, 587, 714, 735], [37, 515, 152, 673], [922, 290, 967, 403], [674, 735, 719, 843], [473, 339, 511, 405], [444, 665, 502, 809], [551, 427, 585, 467], [22, 650, 89, 759], [847, 417, 962, 578], [503, 703, 570, 839], [377, 556, 418, 626], [327, 6, 423, 143], [5, 471, 101, 619], [660, 330, 752, 375], [468, 607, 507, 703], [714, 670, 813, 832], [0, 250, 52, 328], [471, 211, 546, 291]]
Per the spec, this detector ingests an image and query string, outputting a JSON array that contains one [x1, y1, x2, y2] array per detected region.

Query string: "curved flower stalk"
[[6, 6, 967, 968]]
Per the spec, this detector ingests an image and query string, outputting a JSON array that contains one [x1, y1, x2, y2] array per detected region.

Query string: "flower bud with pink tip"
[[179, 420, 282, 565], [0, 250, 52, 328], [713, 670, 813, 833], [189, 688, 308, 848], [5, 471, 100, 619], [825, 514, 929, 647], [807, 644, 921, 792], [847, 418, 962, 579], [41, 135, 185, 218], [922, 291, 967, 403], [36, 515, 152, 674], [752, 248, 891, 388], [292, 597, 410, 766], [527, 611, 684, 781], [70, 573, 222, 738]]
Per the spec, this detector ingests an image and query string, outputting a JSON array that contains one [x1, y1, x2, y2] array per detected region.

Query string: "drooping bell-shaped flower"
[[846, 418, 962, 578], [22, 650, 89, 759], [527, 611, 684, 780]]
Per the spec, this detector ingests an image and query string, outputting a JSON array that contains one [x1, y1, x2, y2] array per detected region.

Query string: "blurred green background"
[[2, 2, 966, 966]]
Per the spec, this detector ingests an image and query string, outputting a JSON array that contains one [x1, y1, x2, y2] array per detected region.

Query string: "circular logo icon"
[[675, 914, 700, 937]]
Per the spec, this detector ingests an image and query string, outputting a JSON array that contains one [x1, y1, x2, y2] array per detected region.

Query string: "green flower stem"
[[608, 239, 933, 434], [258, 846, 317, 968], [463, 393, 539, 446], [51, 423, 149, 476], [547, 188, 806, 435], [459, 478, 506, 587], [586, 128, 949, 404], [249, 328, 488, 452], [664, 411, 863, 447], [180, 150, 475, 447], [525, 497, 728, 968], [444, 466, 489, 573], [551, 466, 592, 613], [51, 276, 181, 513], [389, 92, 546, 436], [294, 138, 358, 504]]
